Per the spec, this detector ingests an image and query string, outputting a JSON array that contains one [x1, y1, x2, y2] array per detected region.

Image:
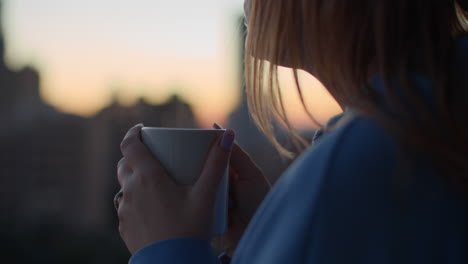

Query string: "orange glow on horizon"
[[5, 1, 341, 131], [37, 43, 240, 126], [40, 61, 341, 130]]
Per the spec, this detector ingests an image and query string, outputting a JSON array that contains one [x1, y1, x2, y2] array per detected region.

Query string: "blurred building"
[[0, 2, 88, 237], [0, 0, 198, 251]]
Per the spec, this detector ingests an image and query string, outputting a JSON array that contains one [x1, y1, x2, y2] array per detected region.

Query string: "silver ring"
[[114, 190, 123, 211]]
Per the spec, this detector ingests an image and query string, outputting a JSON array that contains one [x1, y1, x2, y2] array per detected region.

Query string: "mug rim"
[[141, 127, 226, 132]]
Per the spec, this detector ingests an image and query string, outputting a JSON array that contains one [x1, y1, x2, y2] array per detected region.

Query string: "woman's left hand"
[[116, 124, 234, 254]]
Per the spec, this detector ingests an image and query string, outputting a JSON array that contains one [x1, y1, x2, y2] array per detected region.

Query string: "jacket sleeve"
[[129, 238, 221, 264]]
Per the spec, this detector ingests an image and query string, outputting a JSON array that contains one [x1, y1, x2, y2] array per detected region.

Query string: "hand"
[[212, 123, 271, 256], [116, 124, 235, 254]]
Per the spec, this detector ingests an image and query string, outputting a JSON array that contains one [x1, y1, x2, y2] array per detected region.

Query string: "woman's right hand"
[[213, 123, 271, 256]]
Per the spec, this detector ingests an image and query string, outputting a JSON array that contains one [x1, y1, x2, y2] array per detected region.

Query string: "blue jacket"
[[129, 42, 468, 264]]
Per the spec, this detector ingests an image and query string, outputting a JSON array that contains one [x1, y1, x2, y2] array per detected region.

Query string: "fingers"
[[193, 129, 235, 203], [120, 124, 159, 171], [121, 124, 151, 168], [213, 122, 264, 182], [120, 124, 172, 188], [117, 157, 132, 186]]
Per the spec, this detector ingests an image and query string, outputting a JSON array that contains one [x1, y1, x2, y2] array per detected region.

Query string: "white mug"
[[141, 127, 228, 236]]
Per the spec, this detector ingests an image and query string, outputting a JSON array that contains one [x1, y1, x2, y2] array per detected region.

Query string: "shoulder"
[[233, 113, 399, 263], [291, 114, 400, 262], [297, 113, 467, 262], [293, 112, 400, 220], [288, 112, 398, 191], [234, 112, 468, 263], [255, 111, 401, 217]]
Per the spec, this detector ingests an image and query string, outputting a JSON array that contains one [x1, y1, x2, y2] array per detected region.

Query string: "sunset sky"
[[2, 0, 341, 128]]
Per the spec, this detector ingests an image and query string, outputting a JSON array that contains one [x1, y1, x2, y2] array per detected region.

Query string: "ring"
[[114, 190, 123, 211]]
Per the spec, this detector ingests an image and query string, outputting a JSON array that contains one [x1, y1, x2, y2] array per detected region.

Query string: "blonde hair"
[[245, 0, 468, 191]]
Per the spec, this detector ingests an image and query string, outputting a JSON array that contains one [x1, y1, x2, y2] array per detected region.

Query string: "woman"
[[115, 0, 468, 263]]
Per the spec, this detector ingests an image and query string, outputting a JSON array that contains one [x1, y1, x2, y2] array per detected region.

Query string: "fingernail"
[[220, 129, 235, 151], [213, 122, 223, 129], [135, 123, 144, 127]]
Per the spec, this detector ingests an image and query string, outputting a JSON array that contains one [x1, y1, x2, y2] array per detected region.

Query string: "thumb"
[[193, 129, 235, 203]]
